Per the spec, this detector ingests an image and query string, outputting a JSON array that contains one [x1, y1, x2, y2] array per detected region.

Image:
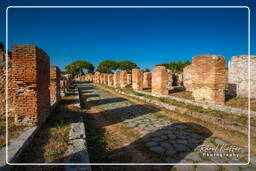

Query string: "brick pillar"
[[152, 66, 169, 95], [143, 72, 152, 89], [192, 55, 226, 104], [127, 74, 132, 85], [95, 72, 100, 83], [183, 65, 193, 91], [132, 68, 143, 91], [108, 74, 113, 86], [12, 44, 50, 125], [228, 55, 256, 98], [104, 74, 108, 85], [50, 66, 61, 105], [120, 70, 128, 88], [113, 72, 120, 88]]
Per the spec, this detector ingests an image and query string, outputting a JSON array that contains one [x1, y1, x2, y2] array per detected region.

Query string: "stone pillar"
[[183, 65, 193, 91], [132, 68, 143, 91], [108, 74, 114, 86], [113, 72, 120, 88], [12, 44, 50, 125], [152, 66, 169, 95], [228, 55, 256, 98], [50, 66, 61, 105], [127, 74, 132, 85], [120, 70, 128, 88], [143, 72, 152, 89], [192, 55, 226, 104]]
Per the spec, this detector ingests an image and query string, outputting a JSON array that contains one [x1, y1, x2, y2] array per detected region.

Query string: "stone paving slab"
[[82, 83, 256, 170]]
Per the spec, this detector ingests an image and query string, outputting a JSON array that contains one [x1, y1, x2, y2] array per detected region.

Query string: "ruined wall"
[[127, 74, 132, 85], [183, 65, 193, 91], [113, 72, 120, 88], [167, 69, 173, 90], [143, 72, 152, 89], [12, 44, 50, 125], [152, 66, 169, 95], [0, 57, 12, 115], [120, 70, 128, 88], [132, 68, 143, 91], [50, 66, 61, 105], [192, 55, 226, 105], [228, 55, 256, 98], [108, 74, 113, 86], [172, 73, 183, 86]]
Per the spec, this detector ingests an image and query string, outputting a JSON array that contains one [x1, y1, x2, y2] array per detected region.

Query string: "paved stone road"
[[80, 82, 256, 171]]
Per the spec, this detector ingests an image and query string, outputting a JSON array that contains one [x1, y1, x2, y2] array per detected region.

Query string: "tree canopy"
[[96, 60, 119, 73], [118, 61, 138, 73], [143, 68, 150, 72], [156, 60, 191, 73], [64, 60, 94, 77]]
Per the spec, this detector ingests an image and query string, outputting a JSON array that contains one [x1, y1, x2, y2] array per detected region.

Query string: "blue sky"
[[0, 0, 255, 71]]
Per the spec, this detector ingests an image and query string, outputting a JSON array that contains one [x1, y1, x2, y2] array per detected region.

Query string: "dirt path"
[[80, 82, 256, 171]]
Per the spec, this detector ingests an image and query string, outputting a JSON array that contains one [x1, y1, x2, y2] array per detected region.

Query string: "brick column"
[[50, 66, 61, 105], [12, 44, 50, 125], [127, 74, 132, 85], [113, 72, 120, 88], [183, 65, 193, 91], [152, 66, 169, 95], [108, 74, 113, 86], [143, 72, 152, 89], [192, 55, 226, 104], [104, 74, 108, 85], [132, 68, 143, 91], [120, 70, 128, 88]]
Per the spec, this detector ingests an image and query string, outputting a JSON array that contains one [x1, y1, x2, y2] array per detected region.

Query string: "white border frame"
[[5, 6, 251, 166]]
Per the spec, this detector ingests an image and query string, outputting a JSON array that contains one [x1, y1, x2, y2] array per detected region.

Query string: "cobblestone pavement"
[[80, 82, 255, 170]]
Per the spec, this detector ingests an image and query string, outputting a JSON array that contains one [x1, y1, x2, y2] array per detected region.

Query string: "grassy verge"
[[12, 86, 81, 171], [0, 114, 25, 149]]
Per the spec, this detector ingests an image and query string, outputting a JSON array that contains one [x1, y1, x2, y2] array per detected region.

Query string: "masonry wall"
[[0, 59, 13, 115], [183, 65, 193, 91], [113, 72, 120, 88], [192, 55, 226, 105], [132, 68, 143, 91], [108, 74, 113, 86], [143, 72, 152, 89], [228, 55, 256, 98], [152, 66, 169, 95], [12, 44, 50, 125], [120, 70, 128, 88], [50, 66, 61, 105]]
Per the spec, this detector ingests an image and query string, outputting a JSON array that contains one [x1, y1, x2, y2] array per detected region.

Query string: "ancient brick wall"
[[104, 74, 108, 85], [50, 66, 61, 105], [152, 66, 169, 95], [172, 73, 183, 86], [167, 69, 173, 90], [113, 72, 120, 88], [192, 55, 226, 105], [143, 72, 152, 89], [0, 61, 13, 115], [132, 68, 143, 91], [12, 44, 50, 125], [228, 55, 256, 98], [107, 74, 113, 86], [183, 65, 193, 91], [127, 74, 132, 85], [120, 70, 128, 88]]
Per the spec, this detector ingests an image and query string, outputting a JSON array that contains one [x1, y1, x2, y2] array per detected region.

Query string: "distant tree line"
[[156, 60, 191, 73], [64, 60, 94, 77], [96, 60, 137, 73]]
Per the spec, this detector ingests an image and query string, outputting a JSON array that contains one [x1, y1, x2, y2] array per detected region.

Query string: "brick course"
[[192, 55, 226, 105], [12, 44, 50, 125], [50, 66, 61, 105], [152, 66, 169, 95], [132, 68, 143, 91]]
